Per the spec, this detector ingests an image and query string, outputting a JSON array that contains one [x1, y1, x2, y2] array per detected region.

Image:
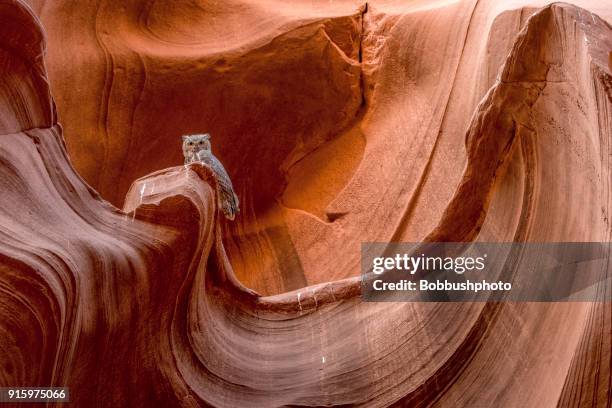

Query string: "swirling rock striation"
[[0, 0, 611, 407]]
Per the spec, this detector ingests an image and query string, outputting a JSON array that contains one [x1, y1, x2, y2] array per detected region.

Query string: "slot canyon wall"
[[0, 0, 611, 406]]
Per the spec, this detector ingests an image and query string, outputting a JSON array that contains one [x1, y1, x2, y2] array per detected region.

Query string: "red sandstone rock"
[[0, 0, 611, 406]]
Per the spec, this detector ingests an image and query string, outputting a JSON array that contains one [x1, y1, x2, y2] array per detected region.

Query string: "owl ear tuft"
[[203, 133, 211, 140], [182, 135, 189, 141]]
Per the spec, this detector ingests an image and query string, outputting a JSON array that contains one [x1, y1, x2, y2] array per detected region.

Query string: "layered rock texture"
[[0, 0, 611, 406]]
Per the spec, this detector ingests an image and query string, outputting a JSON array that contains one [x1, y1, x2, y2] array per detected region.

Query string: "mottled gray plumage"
[[182, 134, 240, 220]]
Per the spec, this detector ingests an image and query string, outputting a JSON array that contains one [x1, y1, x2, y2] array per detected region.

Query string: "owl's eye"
[[188, 142, 194, 146], [199, 141, 204, 145]]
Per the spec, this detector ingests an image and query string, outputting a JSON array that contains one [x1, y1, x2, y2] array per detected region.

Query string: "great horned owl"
[[182, 134, 240, 220]]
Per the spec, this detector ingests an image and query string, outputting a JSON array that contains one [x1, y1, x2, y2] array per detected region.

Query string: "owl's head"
[[182, 134, 211, 154]]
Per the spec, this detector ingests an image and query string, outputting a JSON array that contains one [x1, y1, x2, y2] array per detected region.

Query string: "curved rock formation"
[[0, 0, 611, 407]]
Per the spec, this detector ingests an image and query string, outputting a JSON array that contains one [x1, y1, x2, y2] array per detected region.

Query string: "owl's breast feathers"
[[184, 150, 199, 165]]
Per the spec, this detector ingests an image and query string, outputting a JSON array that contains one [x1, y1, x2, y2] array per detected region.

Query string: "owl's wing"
[[208, 153, 240, 220]]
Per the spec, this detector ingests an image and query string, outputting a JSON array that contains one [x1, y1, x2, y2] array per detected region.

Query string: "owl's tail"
[[220, 192, 240, 221]]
